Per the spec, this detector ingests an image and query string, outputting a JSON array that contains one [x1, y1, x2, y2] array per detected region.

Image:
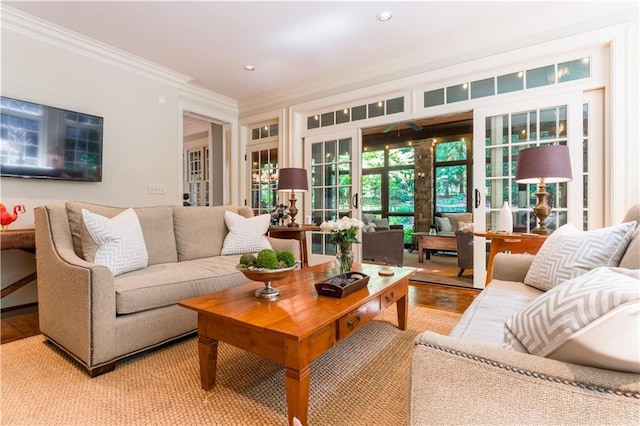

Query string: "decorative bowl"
[[237, 265, 297, 299]]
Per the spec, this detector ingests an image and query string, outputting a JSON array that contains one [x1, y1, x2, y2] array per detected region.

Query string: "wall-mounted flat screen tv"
[[0, 96, 103, 181]]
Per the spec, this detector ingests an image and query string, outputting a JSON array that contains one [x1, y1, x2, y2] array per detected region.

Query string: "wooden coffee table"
[[179, 262, 414, 426]]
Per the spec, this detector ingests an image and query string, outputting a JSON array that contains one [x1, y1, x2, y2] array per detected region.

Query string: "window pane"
[[447, 83, 468, 103], [307, 115, 319, 129], [321, 112, 334, 127], [362, 173, 382, 210], [497, 72, 523, 94], [435, 165, 467, 212], [424, 89, 445, 107], [386, 97, 404, 114], [362, 150, 384, 168], [388, 146, 414, 166], [559, 57, 590, 83], [368, 101, 385, 118], [388, 169, 414, 213], [470, 77, 495, 99], [435, 140, 467, 162], [526, 65, 555, 89], [352, 105, 366, 121], [336, 108, 350, 124]]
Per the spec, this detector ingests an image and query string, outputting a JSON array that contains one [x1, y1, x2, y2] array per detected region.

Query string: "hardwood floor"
[[0, 260, 480, 345]]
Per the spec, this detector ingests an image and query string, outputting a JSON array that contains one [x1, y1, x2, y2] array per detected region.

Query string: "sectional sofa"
[[34, 202, 299, 377], [409, 205, 640, 424]]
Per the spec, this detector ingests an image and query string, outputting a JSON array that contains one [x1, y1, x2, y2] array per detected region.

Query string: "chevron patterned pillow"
[[221, 211, 272, 256], [524, 221, 637, 291], [505, 267, 640, 373], [82, 208, 149, 276]]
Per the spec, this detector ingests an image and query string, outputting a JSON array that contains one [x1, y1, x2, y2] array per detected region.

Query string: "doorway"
[[182, 113, 224, 206]]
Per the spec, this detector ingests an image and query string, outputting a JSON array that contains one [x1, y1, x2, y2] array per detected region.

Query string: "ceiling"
[[4, 1, 636, 104]]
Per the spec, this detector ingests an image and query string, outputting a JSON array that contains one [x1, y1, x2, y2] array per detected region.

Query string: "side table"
[[1, 229, 37, 298], [268, 225, 320, 269], [474, 232, 548, 284]]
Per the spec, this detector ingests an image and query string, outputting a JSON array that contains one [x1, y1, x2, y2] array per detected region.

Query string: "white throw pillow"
[[81, 208, 149, 276], [524, 221, 636, 291], [504, 267, 640, 373], [221, 211, 272, 255]]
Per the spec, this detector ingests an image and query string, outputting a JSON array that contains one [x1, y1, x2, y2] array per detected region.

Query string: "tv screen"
[[0, 96, 103, 181]]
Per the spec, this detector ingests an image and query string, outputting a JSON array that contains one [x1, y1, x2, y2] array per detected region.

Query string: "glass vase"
[[337, 245, 353, 274]]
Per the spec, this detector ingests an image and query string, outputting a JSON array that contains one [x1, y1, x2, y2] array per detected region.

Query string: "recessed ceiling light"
[[244, 65, 256, 71], [376, 11, 392, 22]]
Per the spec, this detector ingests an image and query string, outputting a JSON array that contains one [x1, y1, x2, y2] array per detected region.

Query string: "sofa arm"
[[409, 331, 640, 425], [35, 205, 118, 368], [491, 252, 535, 282]]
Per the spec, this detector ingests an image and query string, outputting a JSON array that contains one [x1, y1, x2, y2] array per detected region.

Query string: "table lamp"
[[515, 145, 572, 235], [277, 168, 309, 227]]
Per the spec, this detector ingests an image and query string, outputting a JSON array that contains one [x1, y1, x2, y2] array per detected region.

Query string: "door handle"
[[352, 193, 359, 209], [474, 189, 481, 208]]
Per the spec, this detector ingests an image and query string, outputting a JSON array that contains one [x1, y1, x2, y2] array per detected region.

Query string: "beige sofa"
[[409, 205, 640, 425], [34, 202, 299, 377]]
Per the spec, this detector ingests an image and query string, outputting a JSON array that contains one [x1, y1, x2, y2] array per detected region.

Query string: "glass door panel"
[[306, 131, 360, 264], [248, 143, 278, 215], [473, 92, 584, 288]]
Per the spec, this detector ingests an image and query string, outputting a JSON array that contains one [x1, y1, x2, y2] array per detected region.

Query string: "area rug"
[[0, 305, 460, 425]]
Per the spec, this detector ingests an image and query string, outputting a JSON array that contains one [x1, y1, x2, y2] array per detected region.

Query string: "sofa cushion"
[[442, 212, 473, 232], [66, 201, 178, 266], [221, 211, 272, 255], [449, 279, 542, 347], [524, 221, 636, 291], [505, 267, 640, 373], [373, 218, 389, 230], [82, 208, 148, 276], [173, 205, 238, 261], [113, 255, 251, 314]]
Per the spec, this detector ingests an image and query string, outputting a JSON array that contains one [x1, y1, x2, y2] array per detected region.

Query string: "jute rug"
[[1, 305, 460, 425]]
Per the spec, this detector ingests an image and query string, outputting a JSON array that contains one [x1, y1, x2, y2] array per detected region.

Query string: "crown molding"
[[1, 5, 193, 89]]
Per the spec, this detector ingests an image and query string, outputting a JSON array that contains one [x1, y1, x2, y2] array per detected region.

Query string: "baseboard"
[[1, 302, 38, 315]]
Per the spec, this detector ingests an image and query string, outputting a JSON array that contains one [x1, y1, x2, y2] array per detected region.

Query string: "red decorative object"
[[0, 203, 26, 232]]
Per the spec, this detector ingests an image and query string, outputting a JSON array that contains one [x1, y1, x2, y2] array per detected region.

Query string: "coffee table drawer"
[[380, 285, 406, 309], [338, 298, 381, 341]]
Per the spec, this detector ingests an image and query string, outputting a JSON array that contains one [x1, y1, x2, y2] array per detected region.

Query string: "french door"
[[472, 91, 587, 287], [305, 130, 362, 265]]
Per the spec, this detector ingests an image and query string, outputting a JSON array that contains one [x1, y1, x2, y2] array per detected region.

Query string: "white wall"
[[1, 25, 238, 308]]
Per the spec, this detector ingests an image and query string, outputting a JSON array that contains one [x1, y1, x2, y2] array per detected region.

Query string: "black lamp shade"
[[277, 168, 309, 192], [515, 145, 573, 184]]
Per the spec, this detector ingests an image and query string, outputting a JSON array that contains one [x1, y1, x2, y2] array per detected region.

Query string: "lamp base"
[[531, 178, 552, 235], [532, 226, 553, 235], [288, 191, 299, 228]]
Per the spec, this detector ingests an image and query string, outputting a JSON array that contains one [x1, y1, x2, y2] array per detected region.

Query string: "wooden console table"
[[1, 229, 37, 298], [268, 225, 320, 269], [474, 232, 548, 284]]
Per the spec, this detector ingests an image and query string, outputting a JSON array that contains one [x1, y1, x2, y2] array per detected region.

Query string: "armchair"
[[455, 230, 474, 276], [362, 228, 404, 266]]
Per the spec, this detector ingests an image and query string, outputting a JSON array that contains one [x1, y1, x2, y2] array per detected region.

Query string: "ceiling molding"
[[2, 5, 193, 89]]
